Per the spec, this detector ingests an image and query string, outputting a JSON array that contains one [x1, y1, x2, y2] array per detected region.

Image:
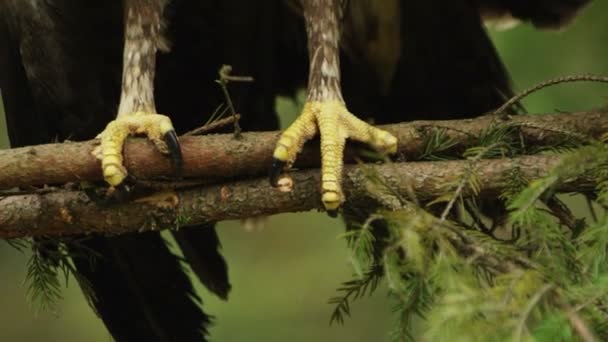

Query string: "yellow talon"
[[272, 100, 398, 210], [322, 192, 341, 210], [95, 112, 180, 186], [273, 145, 289, 161]]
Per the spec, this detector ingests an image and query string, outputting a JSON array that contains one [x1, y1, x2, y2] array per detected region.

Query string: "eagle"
[[0, 1, 284, 340], [270, 0, 591, 211], [0, 0, 590, 341]]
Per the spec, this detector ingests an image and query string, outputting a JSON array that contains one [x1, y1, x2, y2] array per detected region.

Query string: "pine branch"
[[0, 154, 595, 239], [328, 265, 383, 325], [0, 111, 605, 190]]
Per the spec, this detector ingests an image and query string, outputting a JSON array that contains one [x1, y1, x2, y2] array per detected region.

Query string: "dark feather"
[[340, 0, 515, 124], [0, 2, 221, 341], [173, 225, 231, 300], [2, 0, 295, 340], [71, 233, 211, 342], [477, 0, 592, 29]]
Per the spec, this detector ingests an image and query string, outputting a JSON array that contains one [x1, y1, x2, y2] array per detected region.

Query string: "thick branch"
[[0, 155, 594, 239], [0, 111, 605, 189]]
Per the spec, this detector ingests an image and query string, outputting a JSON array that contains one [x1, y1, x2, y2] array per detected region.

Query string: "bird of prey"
[[271, 0, 591, 213], [0, 0, 591, 341], [0, 0, 287, 340], [271, 0, 399, 212]]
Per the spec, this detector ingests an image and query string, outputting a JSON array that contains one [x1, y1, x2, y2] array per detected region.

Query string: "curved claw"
[[326, 209, 339, 218], [111, 182, 136, 203], [83, 186, 110, 206], [163, 130, 183, 177], [97, 112, 179, 186], [269, 159, 287, 186], [83, 181, 134, 206]]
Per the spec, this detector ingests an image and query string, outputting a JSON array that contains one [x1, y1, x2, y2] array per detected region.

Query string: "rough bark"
[[0, 155, 594, 238], [0, 111, 605, 189]]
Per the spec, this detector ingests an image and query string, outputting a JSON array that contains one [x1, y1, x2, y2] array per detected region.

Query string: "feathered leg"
[[75, 1, 226, 340], [270, 0, 398, 212], [72, 233, 211, 342], [0, 0, 225, 340], [96, 0, 182, 187]]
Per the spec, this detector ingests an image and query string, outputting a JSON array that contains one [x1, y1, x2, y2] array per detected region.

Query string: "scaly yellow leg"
[[272, 100, 397, 210], [272, 0, 398, 211], [96, 112, 181, 186], [94, 0, 182, 188]]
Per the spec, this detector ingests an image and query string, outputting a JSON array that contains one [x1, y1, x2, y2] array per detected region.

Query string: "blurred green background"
[[1, 3, 607, 341]]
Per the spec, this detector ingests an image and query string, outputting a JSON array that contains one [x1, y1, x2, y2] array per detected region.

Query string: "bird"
[[270, 0, 588, 212], [0, 0, 591, 340], [270, 0, 591, 214], [270, 0, 399, 213], [268, 0, 592, 292], [0, 0, 289, 340]]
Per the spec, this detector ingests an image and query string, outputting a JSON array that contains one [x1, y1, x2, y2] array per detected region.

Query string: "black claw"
[[83, 186, 110, 206], [83, 181, 135, 206], [269, 158, 286, 186], [112, 182, 135, 203], [164, 130, 183, 177], [327, 209, 339, 218]]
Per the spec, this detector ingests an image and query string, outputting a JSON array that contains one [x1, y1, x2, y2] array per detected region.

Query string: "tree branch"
[[0, 111, 604, 238], [0, 111, 605, 189], [0, 154, 595, 239]]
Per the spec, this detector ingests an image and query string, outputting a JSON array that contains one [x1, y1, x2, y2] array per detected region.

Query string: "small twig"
[[440, 143, 500, 221], [566, 309, 598, 342], [543, 196, 579, 233], [218, 64, 255, 83], [440, 176, 468, 222], [493, 74, 608, 116], [216, 65, 254, 138], [585, 195, 599, 223], [183, 114, 242, 136], [513, 284, 555, 342], [462, 199, 491, 235]]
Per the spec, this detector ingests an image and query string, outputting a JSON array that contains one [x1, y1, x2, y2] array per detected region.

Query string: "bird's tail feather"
[[172, 224, 231, 301], [71, 232, 211, 342]]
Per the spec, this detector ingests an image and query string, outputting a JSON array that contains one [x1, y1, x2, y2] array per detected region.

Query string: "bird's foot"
[[270, 100, 397, 211], [94, 112, 183, 187]]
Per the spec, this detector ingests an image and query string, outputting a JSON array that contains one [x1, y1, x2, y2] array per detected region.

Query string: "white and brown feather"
[[342, 0, 401, 94], [117, 0, 168, 116], [302, 0, 344, 102], [299, 0, 402, 101]]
